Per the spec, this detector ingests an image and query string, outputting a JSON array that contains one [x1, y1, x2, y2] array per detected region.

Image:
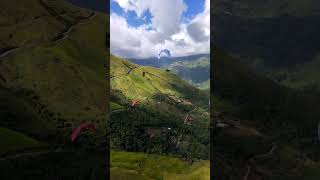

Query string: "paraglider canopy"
[[158, 49, 171, 59], [70, 123, 96, 142]]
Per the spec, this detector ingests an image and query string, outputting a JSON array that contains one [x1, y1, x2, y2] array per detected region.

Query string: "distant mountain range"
[[129, 54, 210, 89]]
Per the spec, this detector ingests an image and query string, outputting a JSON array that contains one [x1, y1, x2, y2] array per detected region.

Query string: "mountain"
[[110, 54, 210, 179], [212, 47, 320, 179], [213, 0, 320, 73], [1, 0, 108, 137], [213, 0, 320, 18], [0, 0, 107, 179], [266, 54, 320, 93], [67, 0, 107, 12], [213, 1, 320, 177], [130, 54, 210, 89]]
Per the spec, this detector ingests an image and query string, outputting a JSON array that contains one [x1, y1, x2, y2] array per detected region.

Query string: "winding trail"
[[0, 2, 96, 58], [52, 12, 96, 43], [243, 166, 251, 180], [243, 142, 278, 180], [0, 149, 64, 162], [110, 63, 139, 79], [110, 108, 128, 114], [0, 47, 20, 58]]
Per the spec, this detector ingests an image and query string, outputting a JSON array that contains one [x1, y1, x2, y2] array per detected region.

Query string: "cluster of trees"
[[110, 100, 209, 160]]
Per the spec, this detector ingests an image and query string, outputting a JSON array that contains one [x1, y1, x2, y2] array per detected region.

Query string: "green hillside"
[[0, 127, 46, 156], [0, 0, 107, 142], [268, 54, 320, 93], [111, 55, 209, 104], [0, 0, 108, 179], [111, 151, 209, 180], [168, 57, 210, 89], [110, 54, 210, 179]]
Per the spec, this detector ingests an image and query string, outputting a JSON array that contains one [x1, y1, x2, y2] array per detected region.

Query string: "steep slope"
[[110, 54, 210, 179], [214, 47, 319, 133], [0, 127, 46, 156], [0, 0, 108, 142], [168, 56, 210, 89], [0, 0, 108, 179], [268, 54, 320, 93], [111, 55, 209, 106], [110, 54, 209, 171], [212, 47, 320, 179]]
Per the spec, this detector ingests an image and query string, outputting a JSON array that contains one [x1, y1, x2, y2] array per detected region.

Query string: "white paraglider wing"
[[158, 49, 171, 59]]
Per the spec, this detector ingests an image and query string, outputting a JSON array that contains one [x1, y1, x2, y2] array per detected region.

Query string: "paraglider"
[[70, 123, 96, 142], [131, 100, 140, 107], [158, 49, 171, 59]]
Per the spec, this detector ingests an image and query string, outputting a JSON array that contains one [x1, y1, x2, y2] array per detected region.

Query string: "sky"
[[110, 0, 210, 59]]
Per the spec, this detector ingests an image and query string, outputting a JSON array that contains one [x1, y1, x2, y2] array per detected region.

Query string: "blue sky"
[[111, 0, 205, 27], [110, 0, 210, 58]]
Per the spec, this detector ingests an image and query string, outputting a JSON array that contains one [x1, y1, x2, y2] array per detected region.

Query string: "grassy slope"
[[269, 54, 320, 91], [111, 151, 209, 180], [0, 0, 108, 141], [112, 55, 189, 98], [0, 1, 108, 179], [0, 0, 108, 179], [168, 57, 210, 90], [0, 0, 92, 49], [110, 55, 210, 179], [0, 127, 46, 156], [111, 54, 209, 104]]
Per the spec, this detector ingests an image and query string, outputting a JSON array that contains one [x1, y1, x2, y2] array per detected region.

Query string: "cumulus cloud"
[[187, 0, 210, 43], [111, 0, 210, 58]]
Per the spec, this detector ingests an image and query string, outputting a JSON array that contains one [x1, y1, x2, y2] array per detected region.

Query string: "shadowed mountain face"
[[212, 47, 320, 180], [214, 15, 320, 69], [213, 0, 320, 71], [213, 1, 320, 179], [68, 0, 107, 12], [213, 0, 320, 18]]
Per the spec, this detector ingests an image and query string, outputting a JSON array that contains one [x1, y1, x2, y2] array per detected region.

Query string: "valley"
[[130, 54, 210, 90], [213, 2, 320, 177], [110, 54, 210, 179], [212, 47, 320, 179]]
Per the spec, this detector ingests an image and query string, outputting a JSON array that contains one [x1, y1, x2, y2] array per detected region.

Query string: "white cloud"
[[111, 0, 210, 58], [186, 0, 210, 43]]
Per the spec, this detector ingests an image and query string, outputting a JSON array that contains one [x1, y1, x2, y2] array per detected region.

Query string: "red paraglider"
[[70, 123, 96, 142], [131, 100, 140, 107]]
